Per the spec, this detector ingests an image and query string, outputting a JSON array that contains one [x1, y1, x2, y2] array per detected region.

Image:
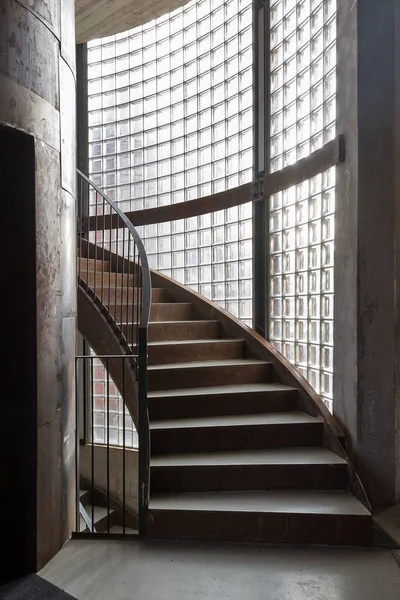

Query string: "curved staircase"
[[78, 252, 372, 546]]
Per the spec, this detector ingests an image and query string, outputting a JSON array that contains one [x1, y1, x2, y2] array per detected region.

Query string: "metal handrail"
[[77, 168, 151, 328], [76, 169, 151, 535]]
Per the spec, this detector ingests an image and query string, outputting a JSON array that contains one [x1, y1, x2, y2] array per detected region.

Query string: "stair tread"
[[151, 302, 191, 306], [148, 382, 297, 398], [148, 338, 241, 347], [148, 359, 269, 371], [149, 320, 218, 325], [84, 505, 114, 523], [108, 525, 138, 534], [149, 490, 370, 516], [151, 447, 346, 467], [150, 411, 319, 430]]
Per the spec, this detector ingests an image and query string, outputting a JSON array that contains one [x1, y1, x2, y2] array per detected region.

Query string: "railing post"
[[138, 325, 149, 535]]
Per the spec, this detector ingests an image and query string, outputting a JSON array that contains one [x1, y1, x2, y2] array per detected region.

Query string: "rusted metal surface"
[[91, 136, 344, 231]]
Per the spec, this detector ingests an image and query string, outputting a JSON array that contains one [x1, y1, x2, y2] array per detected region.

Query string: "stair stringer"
[[150, 268, 371, 513], [77, 280, 139, 428]]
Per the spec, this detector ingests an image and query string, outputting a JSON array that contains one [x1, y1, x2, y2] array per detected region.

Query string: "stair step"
[[148, 320, 219, 342], [118, 303, 193, 324], [150, 411, 322, 454], [108, 525, 138, 534], [80, 505, 116, 533], [96, 286, 168, 304], [151, 447, 348, 493], [148, 490, 371, 545], [148, 339, 245, 365], [83, 271, 137, 287], [148, 359, 272, 391], [148, 383, 298, 420], [78, 258, 110, 272]]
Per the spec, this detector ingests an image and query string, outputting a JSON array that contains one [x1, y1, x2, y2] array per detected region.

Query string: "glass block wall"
[[269, 0, 336, 410], [87, 0, 253, 325], [91, 352, 138, 447]]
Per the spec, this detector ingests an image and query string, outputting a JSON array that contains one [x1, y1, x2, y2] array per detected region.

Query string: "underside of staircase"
[[78, 254, 372, 546]]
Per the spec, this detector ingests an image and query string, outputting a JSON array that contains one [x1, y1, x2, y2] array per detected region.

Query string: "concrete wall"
[[0, 0, 76, 574], [335, 0, 400, 509]]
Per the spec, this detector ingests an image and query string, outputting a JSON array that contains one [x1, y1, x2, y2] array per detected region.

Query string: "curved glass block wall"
[[268, 0, 336, 410], [87, 0, 253, 325], [91, 351, 138, 447]]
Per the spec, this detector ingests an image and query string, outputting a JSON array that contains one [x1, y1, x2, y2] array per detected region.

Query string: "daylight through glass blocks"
[[87, 0, 253, 325], [91, 353, 138, 448], [269, 0, 336, 410]]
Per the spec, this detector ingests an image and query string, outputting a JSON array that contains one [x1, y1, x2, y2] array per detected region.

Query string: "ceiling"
[[76, 0, 191, 43]]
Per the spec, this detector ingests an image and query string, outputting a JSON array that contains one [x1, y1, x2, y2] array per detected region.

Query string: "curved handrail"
[[77, 168, 151, 328], [76, 169, 151, 535]]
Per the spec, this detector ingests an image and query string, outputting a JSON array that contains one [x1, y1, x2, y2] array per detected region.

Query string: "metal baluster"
[[101, 194, 105, 305], [136, 255, 140, 369], [78, 177, 83, 283], [75, 357, 80, 533], [107, 212, 111, 309], [91, 356, 95, 533], [115, 223, 119, 328], [127, 237, 132, 352], [122, 357, 126, 534], [121, 228, 126, 342], [106, 358, 110, 533]]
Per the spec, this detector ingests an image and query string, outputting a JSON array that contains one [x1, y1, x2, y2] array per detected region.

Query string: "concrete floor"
[[40, 539, 400, 600]]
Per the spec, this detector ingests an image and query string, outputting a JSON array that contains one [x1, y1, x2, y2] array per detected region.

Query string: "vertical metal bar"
[[108, 215, 111, 309], [122, 357, 126, 534], [132, 243, 136, 355], [86, 183, 90, 288], [78, 176, 83, 282], [102, 194, 105, 304], [138, 326, 148, 535], [75, 357, 80, 533], [253, 0, 270, 339], [127, 236, 131, 349], [121, 228, 126, 341], [138, 262, 142, 368], [91, 356, 95, 532], [115, 223, 119, 326], [106, 358, 110, 533]]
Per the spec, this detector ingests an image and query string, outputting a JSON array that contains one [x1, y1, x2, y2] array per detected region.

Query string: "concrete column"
[[335, 0, 400, 509], [0, 0, 76, 575]]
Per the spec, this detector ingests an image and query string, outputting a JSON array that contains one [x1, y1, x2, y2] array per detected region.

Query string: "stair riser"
[[149, 321, 219, 342], [84, 272, 138, 287], [151, 422, 323, 454], [93, 511, 118, 533], [149, 390, 297, 420], [78, 259, 110, 273], [147, 510, 372, 546], [150, 463, 348, 493], [148, 340, 245, 365], [148, 364, 272, 391], [119, 303, 193, 323], [96, 287, 167, 304]]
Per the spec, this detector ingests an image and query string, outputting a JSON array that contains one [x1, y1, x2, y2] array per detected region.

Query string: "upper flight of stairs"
[[79, 488, 136, 534], [78, 255, 372, 546]]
